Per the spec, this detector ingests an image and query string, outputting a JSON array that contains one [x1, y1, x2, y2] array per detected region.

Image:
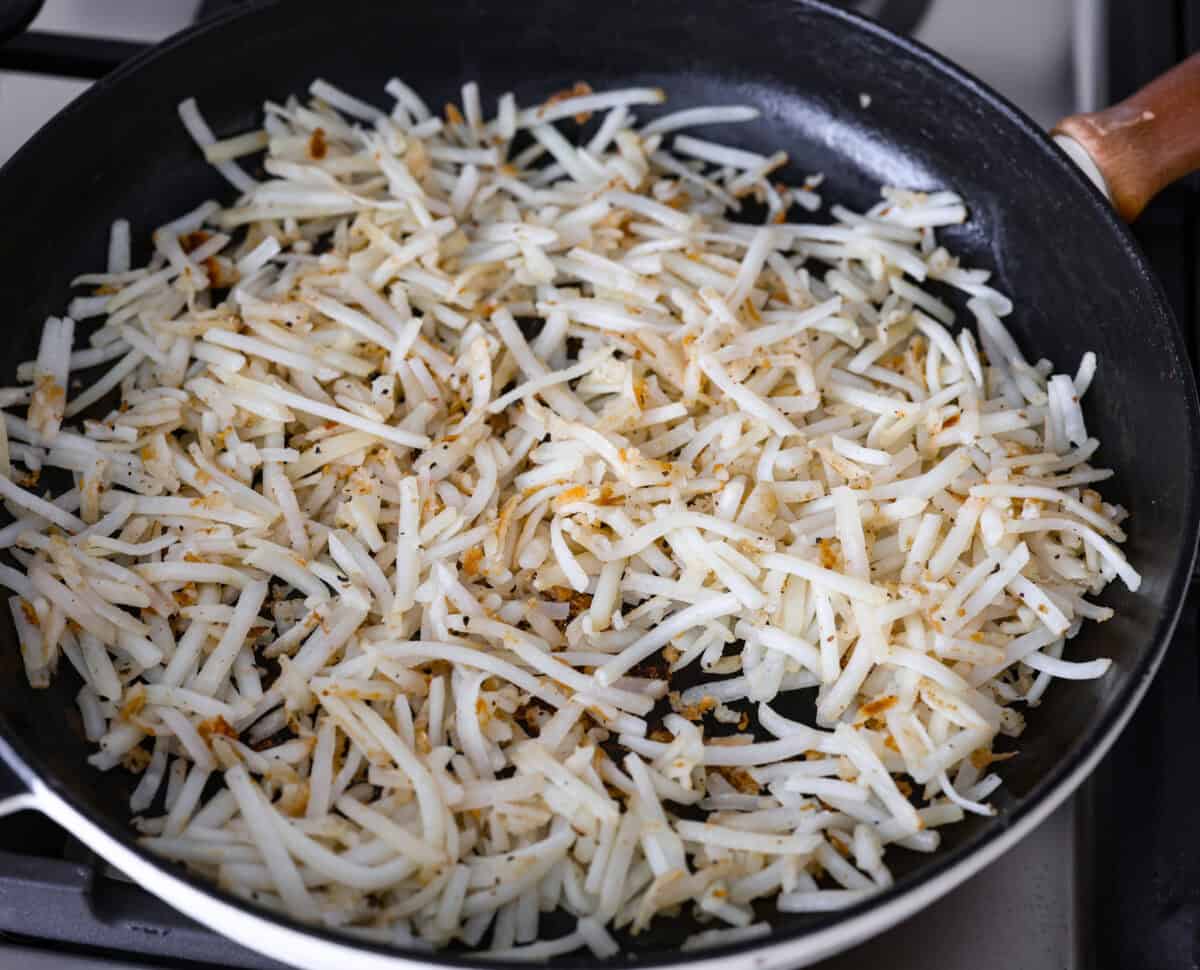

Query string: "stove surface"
[[0, 1, 1195, 969]]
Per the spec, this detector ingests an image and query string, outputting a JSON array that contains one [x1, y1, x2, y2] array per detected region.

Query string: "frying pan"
[[0, 1, 1196, 967]]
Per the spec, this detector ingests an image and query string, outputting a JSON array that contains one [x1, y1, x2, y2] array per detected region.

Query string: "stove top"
[[0, 1, 1196, 968]]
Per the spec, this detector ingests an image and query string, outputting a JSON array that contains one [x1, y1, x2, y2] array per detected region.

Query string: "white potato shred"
[[0, 76, 1135, 957]]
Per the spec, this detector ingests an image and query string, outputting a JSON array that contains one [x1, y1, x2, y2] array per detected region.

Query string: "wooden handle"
[[1053, 51, 1200, 222]]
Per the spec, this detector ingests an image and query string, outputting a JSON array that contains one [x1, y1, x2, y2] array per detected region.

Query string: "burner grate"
[[0, 835, 283, 968]]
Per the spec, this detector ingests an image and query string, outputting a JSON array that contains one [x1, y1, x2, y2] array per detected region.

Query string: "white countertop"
[[0, 0, 200, 163]]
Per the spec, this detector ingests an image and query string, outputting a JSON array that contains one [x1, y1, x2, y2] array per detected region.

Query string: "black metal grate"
[[1083, 4, 1200, 969]]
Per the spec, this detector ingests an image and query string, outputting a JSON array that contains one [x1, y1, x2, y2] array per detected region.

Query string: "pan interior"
[[0, 0, 1193, 964]]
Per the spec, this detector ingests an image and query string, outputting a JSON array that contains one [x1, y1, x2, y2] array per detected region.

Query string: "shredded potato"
[[0, 76, 1133, 957]]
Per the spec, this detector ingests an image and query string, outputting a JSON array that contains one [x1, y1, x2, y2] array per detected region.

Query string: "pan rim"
[[0, 0, 1196, 966]]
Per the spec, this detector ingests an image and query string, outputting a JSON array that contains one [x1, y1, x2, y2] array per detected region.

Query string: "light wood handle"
[[1053, 51, 1200, 222]]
